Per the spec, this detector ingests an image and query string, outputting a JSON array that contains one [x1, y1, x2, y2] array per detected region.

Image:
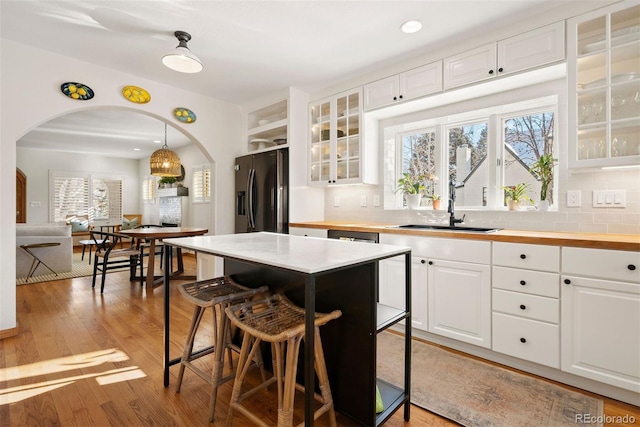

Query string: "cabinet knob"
[[399, 95, 403, 99], [520, 304, 526, 310], [498, 67, 504, 73], [520, 254, 526, 259], [564, 279, 571, 285], [520, 338, 527, 343], [628, 264, 637, 271], [520, 280, 526, 286], [421, 259, 426, 264], [428, 260, 433, 265], [393, 96, 397, 101], [488, 69, 494, 75]]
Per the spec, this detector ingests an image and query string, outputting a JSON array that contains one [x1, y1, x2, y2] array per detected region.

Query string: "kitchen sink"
[[396, 224, 501, 233]]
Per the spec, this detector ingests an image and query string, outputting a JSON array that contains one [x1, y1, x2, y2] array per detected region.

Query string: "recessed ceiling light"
[[401, 20, 422, 34], [133, 148, 141, 151], [153, 140, 161, 144]]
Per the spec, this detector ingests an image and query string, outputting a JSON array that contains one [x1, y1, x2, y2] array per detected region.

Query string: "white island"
[[162, 232, 412, 426]]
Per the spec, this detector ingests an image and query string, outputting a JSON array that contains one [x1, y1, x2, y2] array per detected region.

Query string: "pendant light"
[[162, 31, 203, 73], [150, 123, 181, 177]]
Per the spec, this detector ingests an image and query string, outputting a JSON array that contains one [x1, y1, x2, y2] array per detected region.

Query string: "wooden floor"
[[1, 253, 638, 426]]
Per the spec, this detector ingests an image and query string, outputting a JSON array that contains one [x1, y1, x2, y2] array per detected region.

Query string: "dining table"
[[119, 226, 208, 288]]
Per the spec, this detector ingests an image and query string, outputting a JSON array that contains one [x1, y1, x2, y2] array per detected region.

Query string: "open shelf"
[[375, 378, 410, 426], [377, 303, 408, 332]]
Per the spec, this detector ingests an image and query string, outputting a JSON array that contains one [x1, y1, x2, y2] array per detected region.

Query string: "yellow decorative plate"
[[61, 82, 94, 100], [122, 86, 151, 104]]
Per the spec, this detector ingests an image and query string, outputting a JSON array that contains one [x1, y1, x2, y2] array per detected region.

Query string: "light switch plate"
[[592, 190, 626, 208], [334, 197, 340, 207], [373, 195, 380, 207], [360, 195, 367, 207]]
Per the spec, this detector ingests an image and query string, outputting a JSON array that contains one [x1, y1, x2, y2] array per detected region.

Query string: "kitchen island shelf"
[[377, 303, 409, 331]]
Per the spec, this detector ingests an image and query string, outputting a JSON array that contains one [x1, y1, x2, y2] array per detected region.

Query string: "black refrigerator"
[[235, 148, 289, 234]]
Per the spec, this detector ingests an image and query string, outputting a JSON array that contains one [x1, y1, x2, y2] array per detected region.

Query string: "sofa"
[[16, 223, 73, 278]]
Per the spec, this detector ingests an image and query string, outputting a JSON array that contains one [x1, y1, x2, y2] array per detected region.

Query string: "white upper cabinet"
[[568, 2, 640, 168], [363, 61, 443, 111], [444, 43, 498, 89], [444, 21, 565, 90], [497, 21, 565, 75], [308, 88, 376, 186]]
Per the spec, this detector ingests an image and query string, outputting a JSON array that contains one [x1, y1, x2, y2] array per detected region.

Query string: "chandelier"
[[150, 123, 181, 177]]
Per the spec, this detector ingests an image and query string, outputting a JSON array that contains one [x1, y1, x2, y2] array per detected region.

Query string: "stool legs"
[[226, 326, 337, 427]]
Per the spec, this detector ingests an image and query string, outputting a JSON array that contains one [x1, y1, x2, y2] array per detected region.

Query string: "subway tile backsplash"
[[323, 169, 640, 235]]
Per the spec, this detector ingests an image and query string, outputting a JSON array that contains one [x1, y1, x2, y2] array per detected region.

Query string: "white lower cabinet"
[[427, 258, 491, 348], [288, 227, 328, 238], [379, 255, 428, 331], [561, 247, 640, 393], [491, 242, 560, 367]]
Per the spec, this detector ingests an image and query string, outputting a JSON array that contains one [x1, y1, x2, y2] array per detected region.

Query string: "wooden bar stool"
[[175, 276, 269, 422], [224, 294, 342, 427]]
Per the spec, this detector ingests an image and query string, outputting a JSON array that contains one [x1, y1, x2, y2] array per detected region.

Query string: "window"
[[192, 164, 211, 203], [49, 171, 123, 224], [503, 111, 555, 203], [385, 95, 557, 210], [142, 175, 156, 204]]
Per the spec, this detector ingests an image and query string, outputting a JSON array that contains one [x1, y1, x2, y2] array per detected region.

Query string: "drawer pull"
[[520, 280, 526, 286], [520, 338, 527, 343], [629, 264, 637, 271], [564, 279, 571, 285], [428, 261, 433, 265], [421, 259, 426, 264], [519, 304, 526, 310], [520, 254, 526, 259]]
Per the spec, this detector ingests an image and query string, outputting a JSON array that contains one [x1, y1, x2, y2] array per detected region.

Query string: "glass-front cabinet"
[[568, 2, 640, 168], [309, 89, 363, 185]]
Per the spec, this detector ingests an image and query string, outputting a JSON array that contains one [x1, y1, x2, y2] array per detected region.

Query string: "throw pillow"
[[121, 217, 139, 230], [70, 220, 89, 232]]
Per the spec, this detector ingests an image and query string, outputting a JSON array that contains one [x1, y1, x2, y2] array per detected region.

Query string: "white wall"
[[1, 39, 242, 334], [17, 148, 141, 223]]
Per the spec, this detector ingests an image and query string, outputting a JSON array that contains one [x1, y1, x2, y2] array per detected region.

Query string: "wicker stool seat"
[[225, 294, 342, 427], [176, 276, 269, 422]]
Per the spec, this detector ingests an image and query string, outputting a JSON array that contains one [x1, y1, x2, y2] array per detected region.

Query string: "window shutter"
[[49, 171, 90, 223], [192, 165, 211, 203]]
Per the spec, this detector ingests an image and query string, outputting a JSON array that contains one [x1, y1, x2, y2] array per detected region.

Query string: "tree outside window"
[[503, 112, 555, 203], [448, 122, 488, 207]]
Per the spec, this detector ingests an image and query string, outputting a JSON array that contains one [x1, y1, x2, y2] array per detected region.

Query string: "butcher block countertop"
[[290, 221, 640, 252]]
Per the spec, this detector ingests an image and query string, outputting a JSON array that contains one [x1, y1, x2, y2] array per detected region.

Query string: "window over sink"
[[383, 94, 557, 211]]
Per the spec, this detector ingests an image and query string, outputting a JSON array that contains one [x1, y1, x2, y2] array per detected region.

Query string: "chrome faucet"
[[448, 178, 465, 227]]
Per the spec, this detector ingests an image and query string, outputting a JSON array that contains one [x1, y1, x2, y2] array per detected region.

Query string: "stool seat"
[[225, 294, 342, 427], [176, 276, 269, 422]]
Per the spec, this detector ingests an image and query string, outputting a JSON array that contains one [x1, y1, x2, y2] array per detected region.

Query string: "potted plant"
[[502, 182, 532, 211], [430, 194, 441, 210], [396, 173, 425, 209], [529, 154, 557, 212], [159, 176, 177, 188]]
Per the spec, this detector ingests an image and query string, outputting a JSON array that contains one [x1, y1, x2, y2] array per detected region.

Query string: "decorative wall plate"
[[122, 86, 151, 103], [60, 82, 94, 100], [174, 107, 196, 123]]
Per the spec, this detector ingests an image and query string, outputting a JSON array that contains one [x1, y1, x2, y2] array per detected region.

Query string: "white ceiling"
[[2, 0, 589, 159]]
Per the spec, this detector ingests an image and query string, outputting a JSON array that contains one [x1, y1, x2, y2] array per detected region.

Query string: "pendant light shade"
[[162, 31, 203, 73], [150, 123, 182, 177]]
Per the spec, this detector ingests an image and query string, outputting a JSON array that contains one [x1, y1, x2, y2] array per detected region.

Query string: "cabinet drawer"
[[492, 289, 559, 323], [380, 234, 490, 264], [492, 266, 559, 298], [493, 242, 559, 272], [563, 247, 640, 283], [493, 312, 559, 368]]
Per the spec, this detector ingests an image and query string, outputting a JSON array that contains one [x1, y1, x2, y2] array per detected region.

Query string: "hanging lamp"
[[162, 31, 203, 73], [150, 123, 181, 177]]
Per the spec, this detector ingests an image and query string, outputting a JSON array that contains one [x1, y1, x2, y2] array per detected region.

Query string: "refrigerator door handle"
[[276, 151, 284, 233], [247, 168, 256, 230]]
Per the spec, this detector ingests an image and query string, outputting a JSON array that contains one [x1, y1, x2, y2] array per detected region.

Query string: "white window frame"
[[385, 95, 558, 211], [192, 164, 211, 204], [143, 175, 156, 204]]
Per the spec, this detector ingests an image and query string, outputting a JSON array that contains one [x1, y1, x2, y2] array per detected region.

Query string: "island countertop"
[[290, 221, 640, 251], [162, 231, 411, 274]]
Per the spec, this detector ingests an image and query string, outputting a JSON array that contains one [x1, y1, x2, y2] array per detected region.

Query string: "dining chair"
[[90, 230, 143, 293], [134, 224, 166, 271]]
